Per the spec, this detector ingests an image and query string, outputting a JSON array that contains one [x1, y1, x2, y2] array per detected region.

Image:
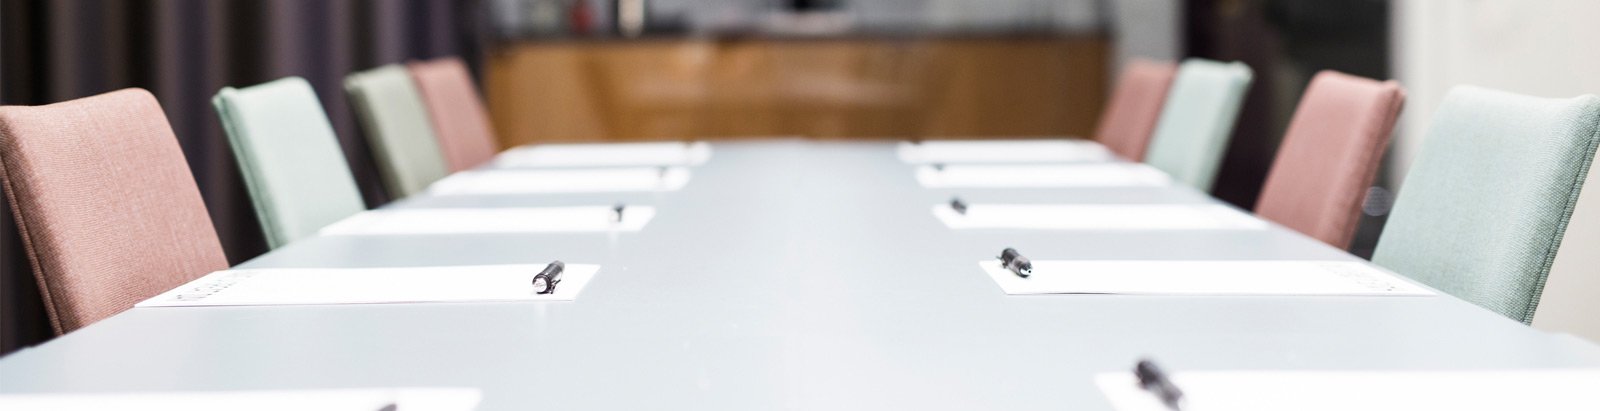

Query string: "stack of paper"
[[0, 388, 481, 411], [137, 264, 600, 307], [979, 260, 1434, 296], [896, 139, 1114, 164], [915, 164, 1170, 188], [933, 203, 1268, 230], [319, 206, 655, 235], [427, 167, 691, 195], [495, 141, 712, 168], [1097, 369, 1600, 411]]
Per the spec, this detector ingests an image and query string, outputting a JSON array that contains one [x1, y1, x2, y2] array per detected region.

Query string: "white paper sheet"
[[895, 139, 1115, 164], [979, 260, 1433, 296], [137, 264, 599, 307], [495, 141, 712, 168], [915, 164, 1170, 188], [1097, 369, 1600, 411], [319, 206, 655, 235], [933, 203, 1268, 230], [0, 388, 481, 411], [427, 167, 691, 195]]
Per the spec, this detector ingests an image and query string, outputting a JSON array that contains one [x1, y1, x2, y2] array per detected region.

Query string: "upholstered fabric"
[[1142, 59, 1254, 191], [409, 58, 501, 172], [1373, 86, 1600, 324], [214, 77, 367, 249], [1093, 59, 1177, 161], [1255, 71, 1405, 249], [344, 65, 450, 198], [0, 89, 228, 334]]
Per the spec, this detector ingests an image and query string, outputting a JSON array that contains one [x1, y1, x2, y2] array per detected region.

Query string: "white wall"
[[1107, 0, 1182, 72], [1393, 0, 1600, 340]]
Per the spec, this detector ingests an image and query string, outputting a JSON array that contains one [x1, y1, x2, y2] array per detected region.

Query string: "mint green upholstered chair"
[[1142, 59, 1254, 191], [213, 77, 367, 249], [344, 64, 450, 198], [1373, 86, 1600, 324]]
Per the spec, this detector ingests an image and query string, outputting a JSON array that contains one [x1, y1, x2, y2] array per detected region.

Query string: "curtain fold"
[[0, 0, 487, 355]]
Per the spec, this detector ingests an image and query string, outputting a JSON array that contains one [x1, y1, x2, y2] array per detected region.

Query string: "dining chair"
[[214, 77, 367, 248], [409, 57, 502, 172], [1093, 59, 1178, 161], [1373, 86, 1600, 323], [1141, 58, 1255, 191], [345, 64, 451, 198], [0, 89, 228, 333], [1255, 70, 1405, 249]]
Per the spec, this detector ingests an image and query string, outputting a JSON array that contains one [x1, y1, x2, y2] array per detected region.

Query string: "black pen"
[[613, 203, 626, 222], [533, 260, 565, 294], [998, 247, 1031, 278], [1135, 359, 1185, 411], [950, 197, 968, 215]]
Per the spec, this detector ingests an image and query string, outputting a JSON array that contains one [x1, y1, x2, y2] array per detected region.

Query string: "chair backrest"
[[344, 64, 450, 198], [1093, 59, 1178, 161], [1141, 59, 1254, 191], [409, 57, 501, 172], [0, 89, 228, 333], [1373, 86, 1600, 324], [1255, 71, 1405, 249], [213, 77, 367, 249]]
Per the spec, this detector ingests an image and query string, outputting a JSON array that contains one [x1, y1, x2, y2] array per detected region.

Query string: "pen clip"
[[533, 260, 565, 295], [950, 197, 968, 215], [998, 247, 1031, 278], [1135, 359, 1185, 411]]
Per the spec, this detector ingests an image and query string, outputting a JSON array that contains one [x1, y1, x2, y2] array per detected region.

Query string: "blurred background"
[[2, 0, 1598, 354]]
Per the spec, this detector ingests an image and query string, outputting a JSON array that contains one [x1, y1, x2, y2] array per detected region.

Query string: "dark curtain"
[[1184, 0, 1284, 210], [1184, 0, 1391, 257], [0, 0, 488, 355]]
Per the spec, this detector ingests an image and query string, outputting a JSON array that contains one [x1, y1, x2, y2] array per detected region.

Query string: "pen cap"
[[1005, 256, 1032, 276], [1134, 359, 1184, 407], [534, 260, 565, 294], [1000, 248, 1022, 263], [999, 248, 1031, 277]]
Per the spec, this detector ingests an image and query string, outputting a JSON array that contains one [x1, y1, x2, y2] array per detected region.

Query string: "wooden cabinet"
[[486, 35, 1107, 145]]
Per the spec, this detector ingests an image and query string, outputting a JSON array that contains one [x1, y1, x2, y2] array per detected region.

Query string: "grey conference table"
[[3, 139, 1600, 410]]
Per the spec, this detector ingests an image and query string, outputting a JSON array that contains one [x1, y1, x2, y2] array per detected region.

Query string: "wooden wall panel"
[[486, 36, 1107, 146]]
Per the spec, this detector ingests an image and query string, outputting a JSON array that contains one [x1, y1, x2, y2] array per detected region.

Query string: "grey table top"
[[3, 139, 1599, 410]]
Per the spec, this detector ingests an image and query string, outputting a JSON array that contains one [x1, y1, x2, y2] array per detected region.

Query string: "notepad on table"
[[979, 260, 1433, 296], [933, 203, 1268, 230], [1096, 369, 1600, 411], [915, 164, 1170, 188], [0, 388, 481, 411], [137, 264, 599, 307], [427, 167, 691, 195], [319, 206, 655, 235], [495, 141, 712, 168], [896, 139, 1114, 164]]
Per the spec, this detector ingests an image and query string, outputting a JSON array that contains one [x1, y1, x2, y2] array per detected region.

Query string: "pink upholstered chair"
[[408, 57, 501, 172], [1093, 59, 1178, 161], [0, 89, 228, 333], [1255, 71, 1406, 249]]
